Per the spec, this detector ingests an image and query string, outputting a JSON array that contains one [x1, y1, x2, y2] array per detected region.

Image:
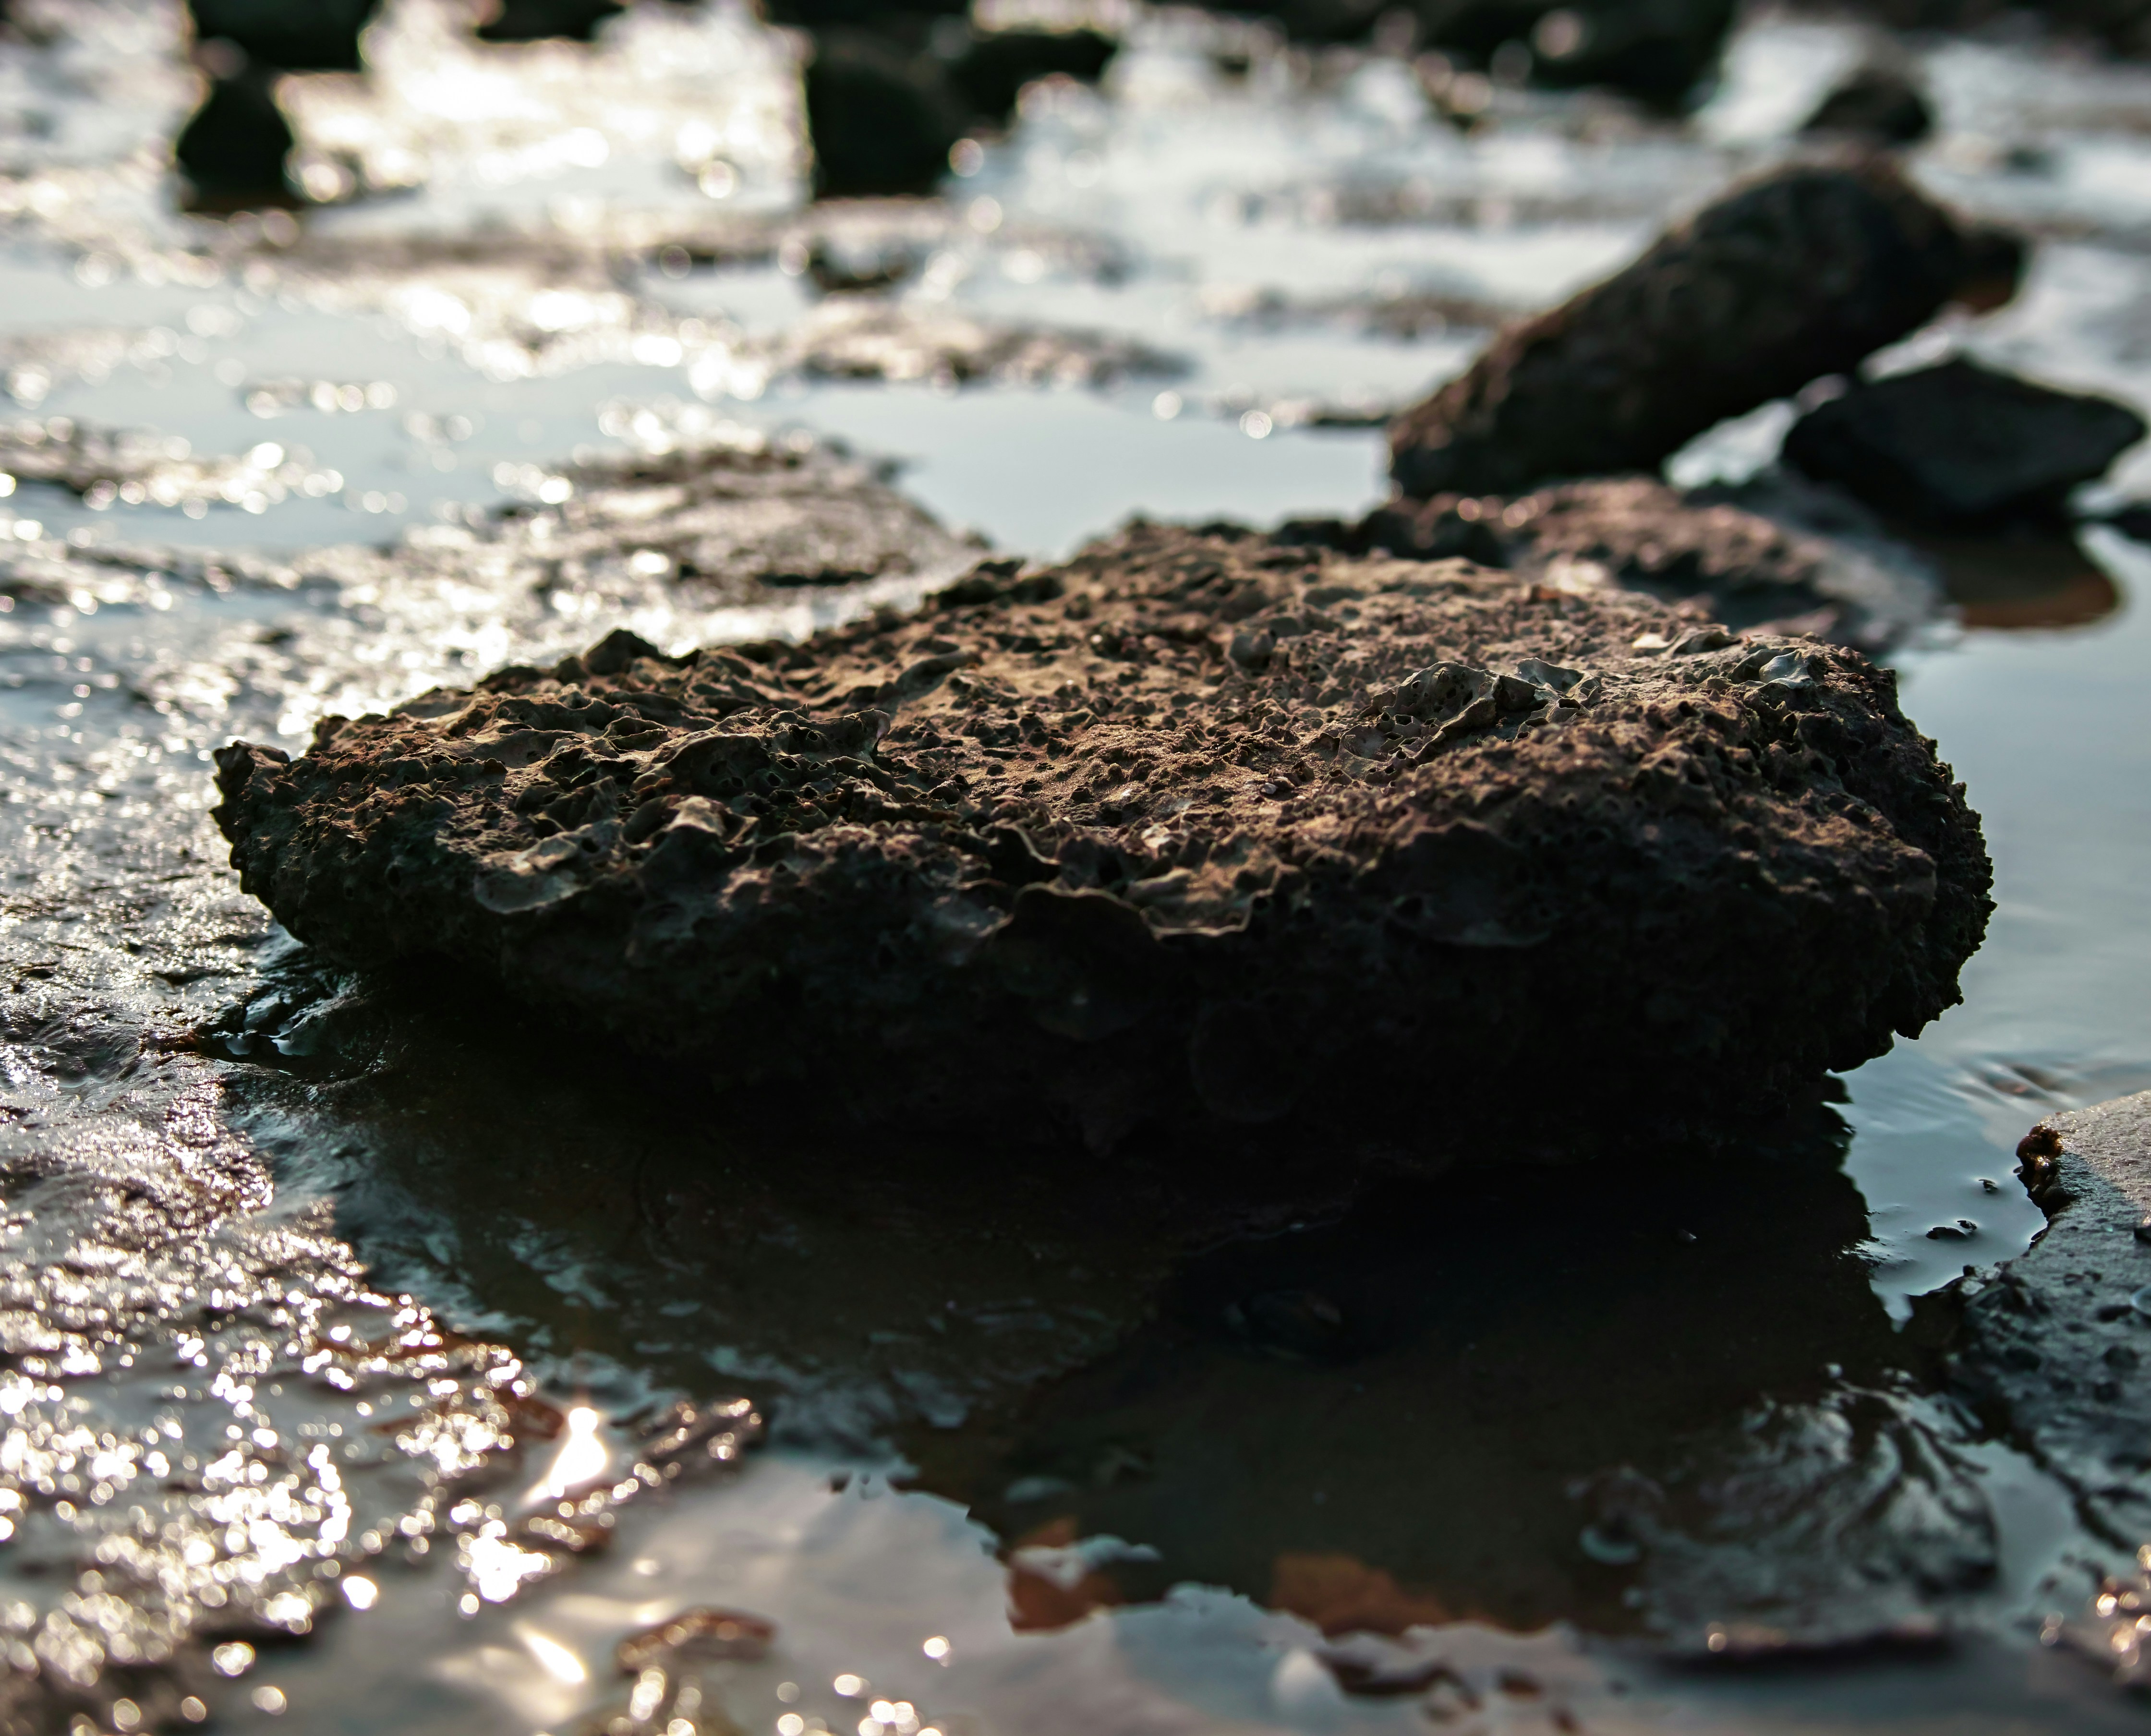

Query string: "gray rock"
[[1389, 163, 2024, 500], [1782, 359, 2149, 524], [211, 521, 1990, 1154]]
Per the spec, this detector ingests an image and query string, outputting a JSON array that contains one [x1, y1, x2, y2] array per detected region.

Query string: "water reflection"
[[1920, 524, 2126, 633], [213, 963, 2004, 1657]]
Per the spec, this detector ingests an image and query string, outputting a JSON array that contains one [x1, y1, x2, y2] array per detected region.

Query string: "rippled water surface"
[[2, 1, 2151, 1730]]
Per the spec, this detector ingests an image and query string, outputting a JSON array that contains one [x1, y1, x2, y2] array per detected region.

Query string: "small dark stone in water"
[[1782, 359, 2149, 525], [803, 28, 967, 198], [210, 520, 1991, 1153], [1389, 163, 2023, 500], [174, 63, 295, 210], [1800, 64, 1933, 145]]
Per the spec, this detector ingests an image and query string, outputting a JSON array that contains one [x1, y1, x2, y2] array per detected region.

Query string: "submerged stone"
[[211, 523, 1990, 1151], [1317, 474, 1940, 652], [1389, 163, 2024, 500], [1782, 358, 2149, 525]]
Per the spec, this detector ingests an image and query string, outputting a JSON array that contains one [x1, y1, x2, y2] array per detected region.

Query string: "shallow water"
[[1, 0, 2150, 1730]]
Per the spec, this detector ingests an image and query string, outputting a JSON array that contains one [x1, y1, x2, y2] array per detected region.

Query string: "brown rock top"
[[212, 523, 1990, 1154]]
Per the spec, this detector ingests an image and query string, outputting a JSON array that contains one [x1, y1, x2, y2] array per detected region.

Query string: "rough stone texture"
[[1326, 474, 1939, 652], [1952, 1094, 2151, 1546], [1782, 359, 2149, 525], [1389, 162, 2025, 500], [211, 524, 1990, 1152]]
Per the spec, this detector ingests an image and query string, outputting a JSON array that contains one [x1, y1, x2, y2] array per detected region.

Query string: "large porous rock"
[[1389, 163, 2025, 500], [1782, 359, 2148, 525], [211, 524, 1990, 1153], [1336, 474, 1940, 652]]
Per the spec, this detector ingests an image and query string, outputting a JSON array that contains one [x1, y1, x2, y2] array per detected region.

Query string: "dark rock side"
[[1389, 161, 2026, 500], [773, 7, 1119, 198], [212, 524, 1990, 1155], [1782, 358, 2149, 525]]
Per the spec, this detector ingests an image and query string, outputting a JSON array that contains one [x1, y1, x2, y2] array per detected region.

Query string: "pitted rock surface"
[[1388, 162, 2023, 500], [211, 523, 1990, 1151]]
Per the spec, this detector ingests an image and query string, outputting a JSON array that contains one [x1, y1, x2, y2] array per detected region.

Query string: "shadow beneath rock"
[[205, 956, 1379, 1449], [201, 956, 2000, 1655], [901, 1104, 1994, 1651]]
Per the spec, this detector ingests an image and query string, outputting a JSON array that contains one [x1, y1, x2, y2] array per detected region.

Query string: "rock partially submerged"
[[212, 524, 1990, 1152], [1782, 359, 2148, 525], [1328, 474, 1940, 652], [1389, 163, 2025, 499]]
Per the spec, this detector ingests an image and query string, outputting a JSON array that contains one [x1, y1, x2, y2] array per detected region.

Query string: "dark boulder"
[[186, 0, 376, 71], [1389, 162, 2025, 500], [211, 522, 1989, 1154], [801, 28, 968, 198], [174, 60, 296, 210], [1800, 63, 1933, 145], [796, 17, 1123, 197], [1781, 359, 2148, 525]]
